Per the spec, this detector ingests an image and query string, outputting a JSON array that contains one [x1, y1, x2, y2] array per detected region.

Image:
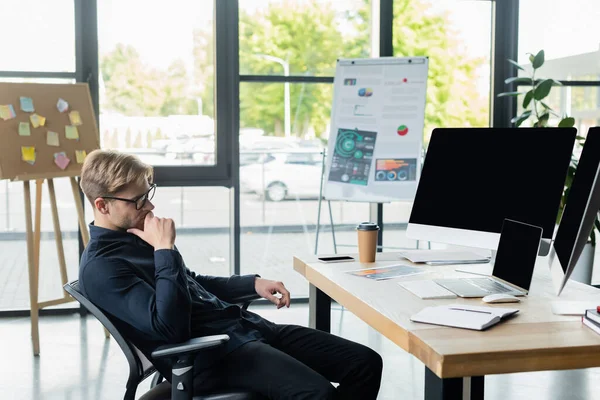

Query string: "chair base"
[[139, 381, 259, 400]]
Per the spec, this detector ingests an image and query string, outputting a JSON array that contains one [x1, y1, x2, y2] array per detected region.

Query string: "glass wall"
[[393, 0, 492, 145], [238, 0, 373, 297], [0, 0, 505, 310], [518, 0, 600, 132], [97, 0, 216, 166], [0, 0, 75, 72], [0, 0, 77, 310]]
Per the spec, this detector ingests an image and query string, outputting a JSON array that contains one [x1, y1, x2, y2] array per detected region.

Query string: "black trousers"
[[193, 324, 383, 400]]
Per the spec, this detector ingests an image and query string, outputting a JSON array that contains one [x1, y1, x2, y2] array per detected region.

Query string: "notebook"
[[410, 304, 519, 330]]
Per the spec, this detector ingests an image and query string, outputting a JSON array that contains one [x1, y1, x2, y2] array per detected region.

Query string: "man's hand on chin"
[[255, 278, 291, 309]]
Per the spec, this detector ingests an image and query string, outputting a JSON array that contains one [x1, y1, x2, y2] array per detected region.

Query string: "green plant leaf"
[[511, 110, 532, 127], [558, 117, 575, 128], [522, 90, 534, 108], [533, 79, 554, 100], [497, 91, 524, 97], [576, 135, 587, 141], [505, 76, 533, 85], [507, 59, 525, 71], [538, 112, 550, 127], [532, 50, 545, 69], [539, 101, 553, 110]]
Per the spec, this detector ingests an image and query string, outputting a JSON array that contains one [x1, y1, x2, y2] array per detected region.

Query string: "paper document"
[[551, 301, 599, 316], [399, 250, 490, 264], [410, 304, 518, 330], [346, 264, 426, 280]]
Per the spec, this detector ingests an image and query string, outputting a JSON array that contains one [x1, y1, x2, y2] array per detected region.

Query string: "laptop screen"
[[492, 219, 542, 291]]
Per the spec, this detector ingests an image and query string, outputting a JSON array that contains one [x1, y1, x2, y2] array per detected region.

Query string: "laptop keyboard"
[[465, 278, 512, 293]]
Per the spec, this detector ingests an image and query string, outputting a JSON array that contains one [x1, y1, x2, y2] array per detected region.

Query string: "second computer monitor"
[[407, 127, 577, 255], [549, 127, 600, 295]]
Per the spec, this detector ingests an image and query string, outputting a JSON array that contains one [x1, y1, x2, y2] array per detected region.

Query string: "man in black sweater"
[[78, 150, 382, 399]]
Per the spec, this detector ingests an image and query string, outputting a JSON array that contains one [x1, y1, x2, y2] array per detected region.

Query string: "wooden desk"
[[294, 252, 600, 400]]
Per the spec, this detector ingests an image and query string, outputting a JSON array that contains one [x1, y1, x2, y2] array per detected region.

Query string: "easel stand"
[[23, 176, 108, 356], [314, 151, 430, 255]]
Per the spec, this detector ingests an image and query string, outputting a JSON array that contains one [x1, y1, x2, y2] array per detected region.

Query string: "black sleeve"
[[80, 250, 192, 343], [189, 271, 258, 303]]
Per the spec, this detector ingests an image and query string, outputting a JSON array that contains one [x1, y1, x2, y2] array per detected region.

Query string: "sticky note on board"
[[19, 122, 31, 136], [21, 146, 36, 164], [69, 111, 82, 126], [65, 125, 79, 140], [47, 131, 59, 146], [30, 113, 46, 128], [75, 150, 87, 164], [54, 152, 70, 170], [0, 104, 16, 120], [20, 97, 35, 112], [0, 105, 9, 120], [57, 98, 69, 113]]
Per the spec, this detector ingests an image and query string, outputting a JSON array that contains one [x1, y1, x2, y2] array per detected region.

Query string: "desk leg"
[[424, 367, 484, 400], [309, 284, 331, 333]]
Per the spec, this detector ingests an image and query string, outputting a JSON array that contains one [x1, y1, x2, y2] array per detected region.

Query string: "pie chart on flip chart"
[[397, 125, 409, 136]]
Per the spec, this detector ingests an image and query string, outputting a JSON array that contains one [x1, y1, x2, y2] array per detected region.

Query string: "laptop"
[[432, 219, 542, 298]]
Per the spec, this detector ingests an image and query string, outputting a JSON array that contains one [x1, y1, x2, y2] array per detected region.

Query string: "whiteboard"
[[323, 57, 428, 202]]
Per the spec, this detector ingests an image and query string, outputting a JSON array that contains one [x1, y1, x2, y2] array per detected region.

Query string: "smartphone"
[[318, 255, 355, 263], [493, 218, 543, 292]]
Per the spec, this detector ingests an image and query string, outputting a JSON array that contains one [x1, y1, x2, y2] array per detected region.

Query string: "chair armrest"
[[151, 334, 229, 360]]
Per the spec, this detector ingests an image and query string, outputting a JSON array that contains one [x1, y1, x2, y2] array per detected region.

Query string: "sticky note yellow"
[[0, 104, 15, 120], [69, 111, 82, 126], [47, 131, 59, 146], [19, 122, 31, 136], [75, 150, 87, 164], [0, 105, 9, 120], [30, 113, 46, 128], [21, 146, 36, 163], [65, 125, 79, 140]]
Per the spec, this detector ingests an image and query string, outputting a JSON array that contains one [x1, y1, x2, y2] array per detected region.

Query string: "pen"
[[448, 307, 491, 314]]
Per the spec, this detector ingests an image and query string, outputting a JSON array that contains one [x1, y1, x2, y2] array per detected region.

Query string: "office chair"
[[64, 280, 261, 400]]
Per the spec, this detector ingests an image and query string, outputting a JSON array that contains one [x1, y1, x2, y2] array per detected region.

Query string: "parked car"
[[165, 136, 215, 164], [240, 149, 324, 201]]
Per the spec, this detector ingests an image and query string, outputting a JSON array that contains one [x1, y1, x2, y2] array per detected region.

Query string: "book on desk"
[[583, 309, 600, 335], [410, 304, 519, 331]]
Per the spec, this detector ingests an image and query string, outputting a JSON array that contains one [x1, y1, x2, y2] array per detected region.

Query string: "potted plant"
[[499, 50, 600, 284]]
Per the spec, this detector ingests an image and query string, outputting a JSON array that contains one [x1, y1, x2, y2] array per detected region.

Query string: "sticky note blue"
[[20, 97, 34, 112]]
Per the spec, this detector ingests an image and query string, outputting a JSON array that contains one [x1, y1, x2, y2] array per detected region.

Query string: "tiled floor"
[[1, 303, 600, 400]]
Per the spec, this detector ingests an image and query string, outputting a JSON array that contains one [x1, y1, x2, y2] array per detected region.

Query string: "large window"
[[238, 0, 374, 296], [0, 0, 75, 72], [393, 0, 492, 144], [97, 0, 216, 167], [0, 0, 77, 311], [518, 0, 600, 132]]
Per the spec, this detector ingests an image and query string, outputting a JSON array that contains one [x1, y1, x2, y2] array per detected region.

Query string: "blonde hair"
[[80, 149, 153, 205]]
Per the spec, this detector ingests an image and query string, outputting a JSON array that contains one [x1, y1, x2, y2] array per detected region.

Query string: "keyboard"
[[398, 280, 457, 299], [465, 278, 512, 293]]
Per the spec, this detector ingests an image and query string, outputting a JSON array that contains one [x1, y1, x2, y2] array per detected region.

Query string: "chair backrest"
[[64, 281, 157, 390]]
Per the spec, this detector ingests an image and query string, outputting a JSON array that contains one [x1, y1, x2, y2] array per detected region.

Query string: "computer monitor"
[[407, 127, 576, 256], [549, 127, 600, 295]]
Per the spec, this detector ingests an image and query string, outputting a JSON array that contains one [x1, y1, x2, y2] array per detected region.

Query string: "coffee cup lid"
[[357, 222, 379, 231]]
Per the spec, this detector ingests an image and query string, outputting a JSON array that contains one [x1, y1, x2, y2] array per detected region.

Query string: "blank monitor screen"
[[409, 127, 576, 248], [553, 127, 600, 276]]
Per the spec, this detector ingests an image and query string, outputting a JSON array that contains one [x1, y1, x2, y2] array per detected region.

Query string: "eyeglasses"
[[103, 184, 156, 210]]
